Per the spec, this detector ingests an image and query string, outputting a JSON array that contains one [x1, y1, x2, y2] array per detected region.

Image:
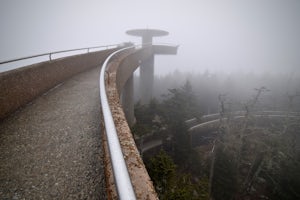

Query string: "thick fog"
[[1, 0, 299, 75], [1, 1, 300, 199]]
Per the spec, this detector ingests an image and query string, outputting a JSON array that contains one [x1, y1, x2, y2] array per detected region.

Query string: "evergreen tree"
[[146, 150, 177, 198], [161, 81, 200, 164]]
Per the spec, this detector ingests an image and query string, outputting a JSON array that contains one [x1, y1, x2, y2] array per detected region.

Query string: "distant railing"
[[188, 110, 300, 132], [0, 43, 122, 65]]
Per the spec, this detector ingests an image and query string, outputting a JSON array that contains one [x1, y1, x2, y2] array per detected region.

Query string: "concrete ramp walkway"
[[0, 67, 106, 199]]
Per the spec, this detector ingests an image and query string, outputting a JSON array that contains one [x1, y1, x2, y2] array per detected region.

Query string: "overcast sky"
[[0, 0, 299, 75]]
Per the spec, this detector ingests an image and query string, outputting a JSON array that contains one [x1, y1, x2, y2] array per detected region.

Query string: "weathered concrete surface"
[[0, 67, 106, 199], [103, 48, 158, 199], [0, 48, 117, 120], [101, 45, 177, 199]]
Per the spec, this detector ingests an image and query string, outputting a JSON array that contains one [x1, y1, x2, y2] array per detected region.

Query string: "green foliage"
[[209, 98, 300, 199], [262, 155, 300, 200], [146, 150, 176, 198], [134, 100, 158, 127], [131, 123, 151, 137], [260, 121, 300, 200], [211, 145, 238, 200], [167, 174, 209, 200], [161, 81, 200, 165], [132, 98, 165, 137], [276, 156, 300, 200], [146, 150, 209, 200], [162, 80, 200, 124], [134, 81, 202, 166], [133, 73, 300, 199], [134, 81, 210, 199]]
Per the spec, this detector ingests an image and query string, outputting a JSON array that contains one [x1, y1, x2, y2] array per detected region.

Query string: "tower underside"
[[120, 43, 178, 127]]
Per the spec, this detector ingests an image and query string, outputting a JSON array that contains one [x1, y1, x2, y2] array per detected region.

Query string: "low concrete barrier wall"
[[103, 48, 158, 199], [0, 48, 117, 120], [103, 45, 177, 199], [116, 47, 154, 95]]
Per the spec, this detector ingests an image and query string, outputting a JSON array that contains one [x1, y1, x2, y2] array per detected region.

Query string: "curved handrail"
[[99, 43, 178, 199], [99, 46, 137, 200], [0, 43, 122, 65], [188, 110, 300, 132]]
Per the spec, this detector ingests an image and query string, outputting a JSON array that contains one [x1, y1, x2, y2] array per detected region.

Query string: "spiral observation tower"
[[126, 29, 169, 104]]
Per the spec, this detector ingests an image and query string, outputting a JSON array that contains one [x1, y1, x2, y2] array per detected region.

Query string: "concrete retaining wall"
[[103, 45, 177, 199], [103, 48, 158, 199], [0, 48, 117, 120], [116, 47, 154, 95]]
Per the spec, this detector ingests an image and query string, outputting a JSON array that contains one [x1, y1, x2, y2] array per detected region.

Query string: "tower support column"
[[122, 74, 135, 127], [140, 54, 154, 104], [126, 29, 169, 105]]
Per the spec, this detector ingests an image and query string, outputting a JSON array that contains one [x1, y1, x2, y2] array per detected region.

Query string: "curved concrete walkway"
[[0, 67, 106, 199]]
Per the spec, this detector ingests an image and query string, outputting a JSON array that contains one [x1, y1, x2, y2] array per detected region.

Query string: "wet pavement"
[[0, 67, 106, 199]]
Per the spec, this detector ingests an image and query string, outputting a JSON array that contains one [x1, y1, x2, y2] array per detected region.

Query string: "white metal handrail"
[[99, 43, 178, 199], [99, 46, 137, 200]]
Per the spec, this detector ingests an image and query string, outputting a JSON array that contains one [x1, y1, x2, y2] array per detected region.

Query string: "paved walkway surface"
[[0, 67, 106, 199]]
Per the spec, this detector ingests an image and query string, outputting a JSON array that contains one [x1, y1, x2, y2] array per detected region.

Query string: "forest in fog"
[[135, 70, 300, 113], [132, 70, 300, 199]]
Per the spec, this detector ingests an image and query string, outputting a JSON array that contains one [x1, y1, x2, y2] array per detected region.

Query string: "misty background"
[[1, 0, 300, 75]]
